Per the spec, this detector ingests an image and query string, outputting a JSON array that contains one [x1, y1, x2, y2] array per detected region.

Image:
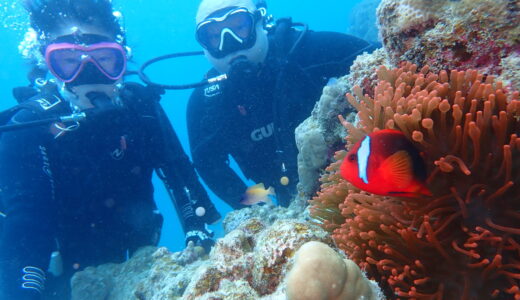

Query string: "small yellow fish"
[[240, 183, 275, 205]]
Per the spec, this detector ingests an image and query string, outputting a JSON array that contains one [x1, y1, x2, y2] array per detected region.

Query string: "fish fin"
[[418, 185, 433, 197], [252, 183, 266, 190], [247, 183, 265, 192], [387, 191, 414, 196], [267, 186, 276, 196], [380, 150, 413, 186], [388, 187, 432, 198]]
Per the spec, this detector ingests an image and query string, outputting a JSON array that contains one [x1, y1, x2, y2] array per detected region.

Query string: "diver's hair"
[[24, 0, 124, 43]]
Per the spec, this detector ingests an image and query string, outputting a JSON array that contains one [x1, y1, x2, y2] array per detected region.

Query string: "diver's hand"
[[121, 82, 165, 103], [144, 84, 165, 102], [82, 91, 122, 122], [185, 229, 215, 254], [86, 91, 113, 109]]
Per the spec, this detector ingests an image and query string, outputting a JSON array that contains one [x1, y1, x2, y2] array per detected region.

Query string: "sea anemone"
[[310, 63, 520, 299]]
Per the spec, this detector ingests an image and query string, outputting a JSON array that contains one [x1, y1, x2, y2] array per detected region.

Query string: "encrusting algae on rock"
[[71, 216, 385, 299], [377, 0, 520, 91], [310, 62, 520, 299]]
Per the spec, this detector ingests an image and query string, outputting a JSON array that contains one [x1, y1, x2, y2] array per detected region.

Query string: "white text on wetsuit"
[[251, 122, 274, 142]]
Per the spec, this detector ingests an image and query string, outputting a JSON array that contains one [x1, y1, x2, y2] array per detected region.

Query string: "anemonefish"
[[240, 183, 275, 205], [340, 129, 432, 197]]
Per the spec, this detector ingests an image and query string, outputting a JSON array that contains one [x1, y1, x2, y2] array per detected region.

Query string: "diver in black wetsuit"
[[0, 1, 218, 299], [187, 0, 379, 208]]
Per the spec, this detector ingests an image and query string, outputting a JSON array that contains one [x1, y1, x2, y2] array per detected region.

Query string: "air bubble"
[[0, 0, 28, 31]]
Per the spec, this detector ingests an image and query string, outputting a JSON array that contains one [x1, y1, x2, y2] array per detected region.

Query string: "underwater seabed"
[[70, 0, 518, 299], [70, 197, 383, 300]]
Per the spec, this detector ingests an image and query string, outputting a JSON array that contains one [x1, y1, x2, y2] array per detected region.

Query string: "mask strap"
[[258, 7, 267, 17]]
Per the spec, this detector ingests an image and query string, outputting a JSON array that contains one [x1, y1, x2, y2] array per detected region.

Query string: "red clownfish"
[[340, 129, 432, 197]]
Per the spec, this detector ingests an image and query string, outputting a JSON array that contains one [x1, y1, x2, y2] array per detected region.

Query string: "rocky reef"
[[295, 76, 354, 197], [71, 244, 206, 300], [295, 48, 391, 197], [377, 0, 520, 90], [222, 200, 308, 234], [71, 217, 382, 299]]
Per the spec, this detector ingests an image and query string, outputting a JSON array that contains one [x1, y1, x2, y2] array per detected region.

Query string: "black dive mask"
[[196, 6, 260, 59]]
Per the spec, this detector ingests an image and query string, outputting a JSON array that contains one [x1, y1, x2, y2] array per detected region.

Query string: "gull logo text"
[[251, 123, 274, 142]]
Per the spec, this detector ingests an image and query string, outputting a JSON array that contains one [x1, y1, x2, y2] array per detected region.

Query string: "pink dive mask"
[[45, 42, 127, 83]]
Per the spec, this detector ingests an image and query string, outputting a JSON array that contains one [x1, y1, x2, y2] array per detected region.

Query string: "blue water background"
[[0, 0, 374, 252]]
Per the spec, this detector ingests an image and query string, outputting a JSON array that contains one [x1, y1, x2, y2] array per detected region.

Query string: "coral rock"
[[295, 48, 391, 198], [71, 246, 202, 300], [222, 204, 304, 234], [183, 218, 335, 299], [377, 0, 520, 90], [286, 241, 382, 300], [71, 217, 338, 299]]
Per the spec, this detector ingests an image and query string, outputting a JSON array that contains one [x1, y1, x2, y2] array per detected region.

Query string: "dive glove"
[[185, 228, 215, 254]]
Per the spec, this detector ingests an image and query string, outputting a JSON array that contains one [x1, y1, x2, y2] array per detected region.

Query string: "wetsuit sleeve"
[[152, 101, 212, 232], [292, 30, 379, 84], [187, 87, 247, 210], [120, 82, 214, 233], [0, 109, 56, 300]]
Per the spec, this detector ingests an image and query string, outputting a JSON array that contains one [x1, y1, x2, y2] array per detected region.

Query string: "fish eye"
[[348, 154, 357, 162]]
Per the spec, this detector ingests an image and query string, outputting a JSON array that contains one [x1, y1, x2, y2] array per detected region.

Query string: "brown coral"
[[310, 63, 520, 299]]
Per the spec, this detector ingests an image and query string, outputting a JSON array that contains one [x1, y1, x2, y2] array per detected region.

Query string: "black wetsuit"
[[188, 20, 378, 208], [0, 83, 212, 300]]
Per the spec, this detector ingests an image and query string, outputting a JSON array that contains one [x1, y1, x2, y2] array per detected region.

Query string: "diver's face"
[[45, 24, 125, 85], [44, 25, 125, 109]]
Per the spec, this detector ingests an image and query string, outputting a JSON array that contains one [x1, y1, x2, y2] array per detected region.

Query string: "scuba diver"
[[187, 0, 379, 208], [0, 0, 219, 299]]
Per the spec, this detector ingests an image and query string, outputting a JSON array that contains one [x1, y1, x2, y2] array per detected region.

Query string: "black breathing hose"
[[137, 51, 227, 90], [0, 118, 62, 132], [135, 21, 308, 91], [0, 113, 86, 133]]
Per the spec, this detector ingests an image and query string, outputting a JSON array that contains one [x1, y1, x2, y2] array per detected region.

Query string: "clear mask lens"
[[46, 43, 126, 83]]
